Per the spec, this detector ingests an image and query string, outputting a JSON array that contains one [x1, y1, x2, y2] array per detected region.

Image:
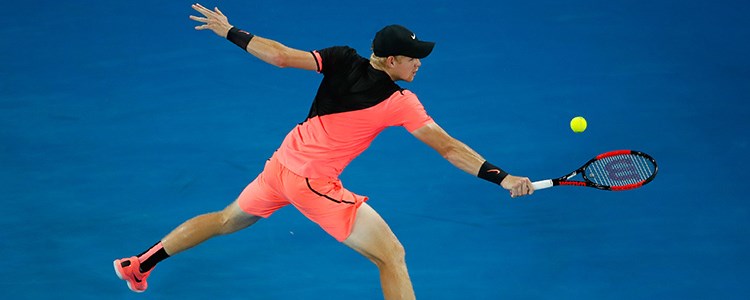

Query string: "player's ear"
[[387, 56, 396, 66]]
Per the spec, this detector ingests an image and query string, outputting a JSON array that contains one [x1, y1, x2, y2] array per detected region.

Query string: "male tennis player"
[[113, 3, 534, 299]]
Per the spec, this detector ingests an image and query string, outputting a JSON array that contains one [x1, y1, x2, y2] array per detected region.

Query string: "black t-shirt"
[[306, 46, 403, 119]]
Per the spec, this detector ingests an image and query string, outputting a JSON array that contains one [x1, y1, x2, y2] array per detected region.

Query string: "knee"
[[218, 210, 257, 235], [217, 213, 232, 234], [372, 241, 406, 268]]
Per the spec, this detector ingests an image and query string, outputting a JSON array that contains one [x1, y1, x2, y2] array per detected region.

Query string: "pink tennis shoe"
[[113, 256, 153, 293]]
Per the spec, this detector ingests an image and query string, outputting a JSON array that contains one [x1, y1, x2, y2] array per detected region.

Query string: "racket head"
[[580, 150, 658, 191]]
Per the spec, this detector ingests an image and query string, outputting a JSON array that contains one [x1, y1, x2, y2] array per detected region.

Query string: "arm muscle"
[[246, 36, 318, 71], [411, 122, 485, 175]]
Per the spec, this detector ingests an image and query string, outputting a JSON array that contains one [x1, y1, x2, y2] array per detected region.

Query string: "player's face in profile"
[[391, 56, 421, 82]]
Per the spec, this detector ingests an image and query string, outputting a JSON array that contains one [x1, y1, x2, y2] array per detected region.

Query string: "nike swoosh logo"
[[487, 169, 501, 174], [411, 34, 416, 39]]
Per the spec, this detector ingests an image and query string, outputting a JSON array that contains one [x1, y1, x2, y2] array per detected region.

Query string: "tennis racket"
[[532, 150, 658, 191]]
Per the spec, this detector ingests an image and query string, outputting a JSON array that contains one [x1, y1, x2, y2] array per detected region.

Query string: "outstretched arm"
[[189, 3, 318, 71], [411, 122, 534, 198]]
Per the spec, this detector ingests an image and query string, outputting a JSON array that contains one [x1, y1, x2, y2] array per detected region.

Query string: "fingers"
[[525, 177, 534, 195], [191, 3, 211, 15], [191, 3, 214, 25], [192, 3, 224, 18], [189, 15, 208, 23], [509, 177, 533, 198], [190, 3, 229, 34], [189, 15, 209, 30]]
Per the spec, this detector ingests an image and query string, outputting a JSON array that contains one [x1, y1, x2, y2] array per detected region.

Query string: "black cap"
[[372, 25, 435, 59]]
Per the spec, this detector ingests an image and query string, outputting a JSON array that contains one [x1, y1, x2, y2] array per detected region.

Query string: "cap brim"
[[407, 41, 435, 59]]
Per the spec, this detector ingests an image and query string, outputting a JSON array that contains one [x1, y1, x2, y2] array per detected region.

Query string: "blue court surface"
[[2, 1, 749, 299]]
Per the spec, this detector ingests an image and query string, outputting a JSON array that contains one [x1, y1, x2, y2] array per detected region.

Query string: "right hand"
[[189, 3, 233, 38], [501, 175, 534, 198]]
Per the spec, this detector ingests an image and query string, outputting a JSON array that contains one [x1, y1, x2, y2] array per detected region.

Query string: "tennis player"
[[113, 3, 534, 299]]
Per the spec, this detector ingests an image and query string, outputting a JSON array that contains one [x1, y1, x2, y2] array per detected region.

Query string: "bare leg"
[[343, 203, 415, 300], [161, 200, 260, 255]]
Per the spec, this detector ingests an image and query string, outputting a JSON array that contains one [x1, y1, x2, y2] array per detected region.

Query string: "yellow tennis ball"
[[570, 116, 587, 133]]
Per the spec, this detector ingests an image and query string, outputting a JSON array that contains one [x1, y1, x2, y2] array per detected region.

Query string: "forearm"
[[442, 139, 486, 176], [445, 140, 531, 196], [224, 26, 287, 66], [442, 138, 510, 186], [245, 36, 293, 67], [412, 122, 529, 195], [225, 27, 317, 70], [413, 122, 497, 177], [189, 4, 302, 69]]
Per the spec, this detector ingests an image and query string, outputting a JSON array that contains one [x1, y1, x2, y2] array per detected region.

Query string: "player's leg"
[[114, 158, 288, 293], [161, 199, 260, 255], [343, 203, 414, 300], [113, 200, 261, 292], [290, 176, 412, 299]]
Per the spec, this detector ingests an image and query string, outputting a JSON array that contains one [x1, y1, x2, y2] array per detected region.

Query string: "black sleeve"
[[315, 46, 361, 76]]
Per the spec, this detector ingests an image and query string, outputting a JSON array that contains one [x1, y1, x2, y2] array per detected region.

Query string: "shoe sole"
[[113, 260, 145, 293]]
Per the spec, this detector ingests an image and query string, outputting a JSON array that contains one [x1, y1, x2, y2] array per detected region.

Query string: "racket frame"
[[531, 150, 658, 191]]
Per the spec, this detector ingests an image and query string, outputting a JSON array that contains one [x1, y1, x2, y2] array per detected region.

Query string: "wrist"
[[227, 27, 255, 50], [220, 24, 233, 38], [477, 161, 509, 186]]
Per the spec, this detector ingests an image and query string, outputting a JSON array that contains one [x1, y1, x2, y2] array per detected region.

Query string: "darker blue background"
[[2, 0, 748, 299]]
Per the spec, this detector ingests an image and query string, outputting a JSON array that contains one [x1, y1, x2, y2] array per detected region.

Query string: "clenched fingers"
[[509, 177, 534, 198]]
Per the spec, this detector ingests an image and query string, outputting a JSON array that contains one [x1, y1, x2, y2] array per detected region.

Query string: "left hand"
[[189, 3, 233, 38], [500, 175, 534, 198]]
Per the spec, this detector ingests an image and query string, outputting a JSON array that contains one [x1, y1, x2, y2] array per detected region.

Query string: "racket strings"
[[586, 154, 655, 187]]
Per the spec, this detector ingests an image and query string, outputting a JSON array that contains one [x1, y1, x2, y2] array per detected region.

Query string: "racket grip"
[[531, 180, 553, 190]]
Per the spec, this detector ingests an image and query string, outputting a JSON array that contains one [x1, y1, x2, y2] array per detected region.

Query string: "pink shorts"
[[237, 154, 368, 242]]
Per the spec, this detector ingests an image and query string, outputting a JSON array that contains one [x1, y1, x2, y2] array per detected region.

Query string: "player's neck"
[[370, 61, 397, 81]]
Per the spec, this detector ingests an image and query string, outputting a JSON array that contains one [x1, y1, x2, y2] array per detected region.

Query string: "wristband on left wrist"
[[227, 27, 254, 50]]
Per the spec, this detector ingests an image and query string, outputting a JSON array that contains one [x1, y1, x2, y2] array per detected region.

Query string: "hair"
[[369, 53, 405, 70], [370, 53, 388, 70]]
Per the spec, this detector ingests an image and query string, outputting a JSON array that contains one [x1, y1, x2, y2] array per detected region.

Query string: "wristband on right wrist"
[[477, 161, 509, 186], [227, 27, 254, 50]]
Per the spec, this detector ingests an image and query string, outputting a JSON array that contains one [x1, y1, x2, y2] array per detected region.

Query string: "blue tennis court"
[[2, 1, 748, 299]]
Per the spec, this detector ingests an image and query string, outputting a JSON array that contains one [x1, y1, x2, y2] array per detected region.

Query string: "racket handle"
[[532, 180, 553, 190]]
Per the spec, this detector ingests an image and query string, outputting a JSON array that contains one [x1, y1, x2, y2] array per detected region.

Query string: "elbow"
[[435, 136, 462, 162], [271, 55, 289, 68], [440, 144, 460, 162], [269, 49, 293, 68], [269, 54, 288, 68]]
